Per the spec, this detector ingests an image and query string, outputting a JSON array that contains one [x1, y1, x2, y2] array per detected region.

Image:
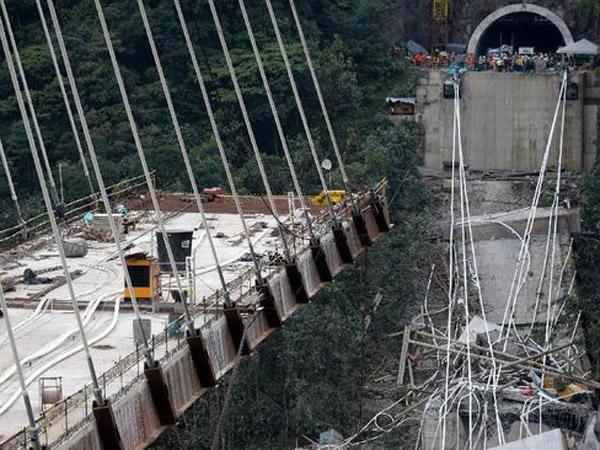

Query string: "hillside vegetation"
[[0, 0, 439, 448]]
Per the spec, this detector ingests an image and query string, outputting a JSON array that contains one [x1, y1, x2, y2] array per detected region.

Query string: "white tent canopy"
[[557, 38, 598, 55]]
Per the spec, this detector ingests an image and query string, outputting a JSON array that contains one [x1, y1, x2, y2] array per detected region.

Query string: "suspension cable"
[[0, 11, 104, 406], [135, 0, 232, 305], [206, 0, 294, 266], [0, 0, 59, 205], [36, 0, 94, 198], [264, 0, 338, 223], [41, 0, 154, 366], [0, 285, 41, 450], [288, 0, 358, 213], [0, 139, 24, 224], [92, 0, 194, 334], [173, 0, 265, 288], [236, 0, 316, 243]]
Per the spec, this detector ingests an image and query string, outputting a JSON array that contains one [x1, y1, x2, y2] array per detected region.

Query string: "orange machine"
[[124, 253, 160, 301]]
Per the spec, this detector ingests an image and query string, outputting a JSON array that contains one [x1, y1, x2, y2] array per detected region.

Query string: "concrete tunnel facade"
[[467, 3, 575, 55]]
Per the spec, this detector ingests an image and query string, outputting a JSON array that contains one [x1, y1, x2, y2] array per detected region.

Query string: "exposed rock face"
[[383, 0, 594, 48]]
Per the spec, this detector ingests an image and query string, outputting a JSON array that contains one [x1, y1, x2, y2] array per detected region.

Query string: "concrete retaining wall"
[[418, 71, 598, 172]]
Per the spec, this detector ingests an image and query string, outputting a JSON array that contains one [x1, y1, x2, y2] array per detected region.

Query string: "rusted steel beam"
[[286, 260, 309, 304], [224, 307, 251, 356], [333, 224, 353, 264], [92, 400, 123, 450], [144, 362, 176, 426], [186, 329, 217, 387], [310, 239, 333, 282], [259, 283, 282, 328], [352, 211, 372, 247]]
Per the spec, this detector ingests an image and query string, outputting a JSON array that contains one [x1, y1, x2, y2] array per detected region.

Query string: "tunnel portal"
[[467, 4, 574, 56]]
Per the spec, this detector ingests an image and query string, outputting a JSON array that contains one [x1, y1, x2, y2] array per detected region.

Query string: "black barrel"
[[156, 230, 193, 273]]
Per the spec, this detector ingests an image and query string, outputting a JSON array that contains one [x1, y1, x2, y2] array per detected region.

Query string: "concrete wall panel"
[[365, 209, 382, 241], [164, 347, 203, 413], [55, 421, 101, 450], [112, 381, 161, 449], [245, 313, 271, 350], [202, 317, 236, 378], [344, 221, 363, 260], [421, 72, 594, 172], [321, 231, 344, 278], [297, 249, 323, 297], [268, 269, 297, 319]]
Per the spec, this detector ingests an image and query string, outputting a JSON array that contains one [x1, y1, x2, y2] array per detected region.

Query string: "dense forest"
[[0, 0, 416, 228], [0, 0, 437, 448]]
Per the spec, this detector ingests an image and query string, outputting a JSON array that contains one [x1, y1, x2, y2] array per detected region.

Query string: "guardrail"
[[0, 172, 155, 249]]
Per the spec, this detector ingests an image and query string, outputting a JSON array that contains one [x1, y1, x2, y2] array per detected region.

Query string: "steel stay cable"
[[0, 12, 105, 406], [0, 284, 41, 450], [35, 0, 95, 198], [135, 0, 232, 304], [173, 0, 266, 289], [0, 138, 24, 224], [236, 0, 317, 242], [440, 83, 458, 450], [264, 0, 338, 223], [0, 0, 59, 205], [206, 0, 293, 265], [501, 73, 567, 342], [41, 0, 155, 364], [92, 0, 195, 335], [454, 81, 503, 442], [454, 86, 474, 450], [540, 69, 568, 431], [288, 0, 359, 213]]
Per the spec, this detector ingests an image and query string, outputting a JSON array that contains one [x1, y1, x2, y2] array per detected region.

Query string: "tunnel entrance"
[[477, 12, 565, 55], [467, 4, 574, 56]]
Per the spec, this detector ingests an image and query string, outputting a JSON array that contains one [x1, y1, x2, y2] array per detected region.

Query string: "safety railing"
[[0, 172, 155, 249]]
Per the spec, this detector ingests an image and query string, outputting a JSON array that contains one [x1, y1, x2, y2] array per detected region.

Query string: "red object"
[[202, 187, 225, 203]]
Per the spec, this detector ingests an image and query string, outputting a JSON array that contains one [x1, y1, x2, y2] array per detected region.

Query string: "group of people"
[[468, 51, 559, 73], [411, 51, 457, 69], [411, 49, 570, 73]]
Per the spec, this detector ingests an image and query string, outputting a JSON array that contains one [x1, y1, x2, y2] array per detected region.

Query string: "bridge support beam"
[[187, 330, 217, 387], [333, 223, 353, 264], [259, 283, 282, 328], [144, 361, 176, 426], [370, 192, 390, 233], [352, 211, 372, 247], [310, 238, 333, 282], [286, 261, 309, 303], [224, 307, 251, 356], [92, 400, 123, 450]]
